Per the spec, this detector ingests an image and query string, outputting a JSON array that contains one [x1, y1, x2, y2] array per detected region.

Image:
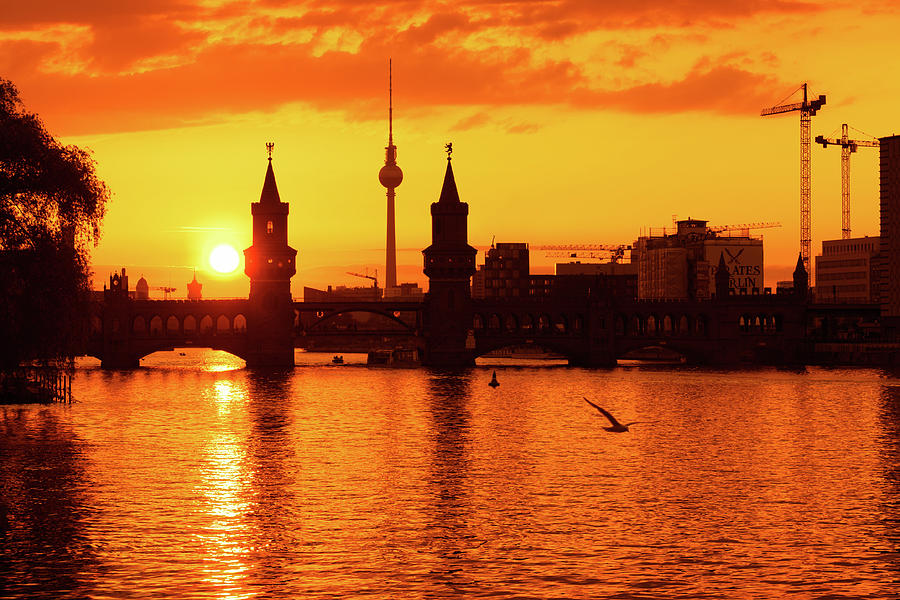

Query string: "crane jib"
[[760, 95, 826, 117]]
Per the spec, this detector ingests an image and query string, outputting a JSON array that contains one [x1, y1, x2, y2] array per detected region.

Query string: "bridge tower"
[[422, 145, 477, 367], [243, 144, 298, 367], [793, 252, 809, 300], [99, 268, 141, 368], [715, 253, 730, 299]]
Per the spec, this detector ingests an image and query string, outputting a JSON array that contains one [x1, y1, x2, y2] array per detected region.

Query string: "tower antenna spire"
[[389, 58, 393, 147], [266, 142, 274, 161]]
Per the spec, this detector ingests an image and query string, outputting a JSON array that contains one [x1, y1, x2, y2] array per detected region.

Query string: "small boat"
[[488, 371, 500, 387], [332, 355, 344, 364]]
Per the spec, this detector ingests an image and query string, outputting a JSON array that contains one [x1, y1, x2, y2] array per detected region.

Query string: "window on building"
[[267, 220, 274, 234]]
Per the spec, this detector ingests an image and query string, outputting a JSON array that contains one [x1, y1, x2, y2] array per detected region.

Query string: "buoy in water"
[[488, 371, 500, 387]]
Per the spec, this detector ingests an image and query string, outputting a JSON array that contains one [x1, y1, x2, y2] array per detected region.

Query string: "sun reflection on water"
[[196, 377, 255, 599], [203, 352, 246, 373], [9, 359, 900, 598]]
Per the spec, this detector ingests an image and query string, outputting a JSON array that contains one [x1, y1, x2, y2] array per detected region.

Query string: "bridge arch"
[[619, 344, 688, 363], [504, 313, 518, 333], [521, 314, 534, 332], [472, 339, 578, 363], [630, 314, 642, 336], [473, 313, 484, 331], [133, 315, 146, 335], [130, 344, 251, 366], [305, 308, 416, 333], [738, 313, 783, 335], [166, 315, 180, 336], [662, 314, 673, 335], [200, 315, 213, 334], [554, 314, 567, 334], [216, 314, 231, 333], [695, 314, 707, 336], [184, 315, 197, 334], [234, 314, 247, 333], [149, 315, 163, 336], [647, 314, 658, 336]]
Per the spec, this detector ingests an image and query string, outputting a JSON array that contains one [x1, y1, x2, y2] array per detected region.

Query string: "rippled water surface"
[[4, 350, 900, 599]]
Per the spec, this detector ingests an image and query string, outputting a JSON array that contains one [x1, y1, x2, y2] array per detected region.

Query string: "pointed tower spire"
[[388, 59, 393, 148], [793, 252, 807, 276], [260, 142, 281, 203], [715, 252, 730, 298], [793, 252, 809, 299], [438, 143, 460, 203]]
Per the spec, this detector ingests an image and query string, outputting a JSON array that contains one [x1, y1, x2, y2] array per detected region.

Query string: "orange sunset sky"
[[3, 0, 899, 298]]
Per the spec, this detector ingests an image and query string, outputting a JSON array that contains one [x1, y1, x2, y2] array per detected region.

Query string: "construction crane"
[[815, 124, 879, 239], [535, 244, 631, 263], [761, 83, 826, 273], [152, 286, 177, 300], [347, 269, 378, 288], [709, 222, 782, 236]]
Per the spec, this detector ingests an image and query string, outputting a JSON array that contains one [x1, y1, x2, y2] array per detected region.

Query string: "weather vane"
[[266, 142, 274, 160], [445, 142, 452, 159]]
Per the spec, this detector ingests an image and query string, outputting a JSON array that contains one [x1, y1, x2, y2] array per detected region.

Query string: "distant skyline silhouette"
[[3, 2, 897, 298]]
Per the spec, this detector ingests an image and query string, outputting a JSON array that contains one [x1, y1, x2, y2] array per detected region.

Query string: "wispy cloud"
[[165, 226, 235, 233]]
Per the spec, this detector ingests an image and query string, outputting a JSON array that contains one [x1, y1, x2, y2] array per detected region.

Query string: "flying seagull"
[[583, 397, 641, 433]]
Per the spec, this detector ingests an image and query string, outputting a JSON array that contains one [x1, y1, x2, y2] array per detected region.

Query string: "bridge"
[[85, 152, 812, 368]]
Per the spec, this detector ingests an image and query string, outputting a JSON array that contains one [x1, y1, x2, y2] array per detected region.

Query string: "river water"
[[3, 350, 900, 599]]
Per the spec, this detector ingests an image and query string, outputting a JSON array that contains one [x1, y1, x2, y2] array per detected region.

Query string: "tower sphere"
[[379, 164, 403, 188]]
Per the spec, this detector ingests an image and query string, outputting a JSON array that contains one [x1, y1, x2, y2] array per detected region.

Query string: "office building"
[[632, 219, 764, 300], [814, 237, 880, 303]]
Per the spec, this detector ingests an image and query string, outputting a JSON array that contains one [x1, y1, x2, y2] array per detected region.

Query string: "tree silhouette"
[[0, 79, 109, 368]]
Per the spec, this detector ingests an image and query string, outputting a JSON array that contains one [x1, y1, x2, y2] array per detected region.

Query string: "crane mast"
[[761, 83, 826, 274], [815, 124, 879, 239]]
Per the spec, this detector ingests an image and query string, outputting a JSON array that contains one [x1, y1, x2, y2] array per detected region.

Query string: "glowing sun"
[[209, 244, 240, 274]]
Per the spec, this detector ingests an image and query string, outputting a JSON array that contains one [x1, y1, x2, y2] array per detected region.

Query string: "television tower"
[[378, 59, 403, 290]]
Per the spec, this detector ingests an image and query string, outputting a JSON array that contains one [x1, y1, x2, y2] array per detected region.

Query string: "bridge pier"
[[100, 353, 140, 369], [244, 343, 295, 368], [422, 348, 475, 368], [568, 349, 617, 368]]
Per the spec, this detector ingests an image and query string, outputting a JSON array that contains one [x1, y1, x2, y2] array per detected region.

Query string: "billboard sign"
[[704, 242, 764, 294]]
